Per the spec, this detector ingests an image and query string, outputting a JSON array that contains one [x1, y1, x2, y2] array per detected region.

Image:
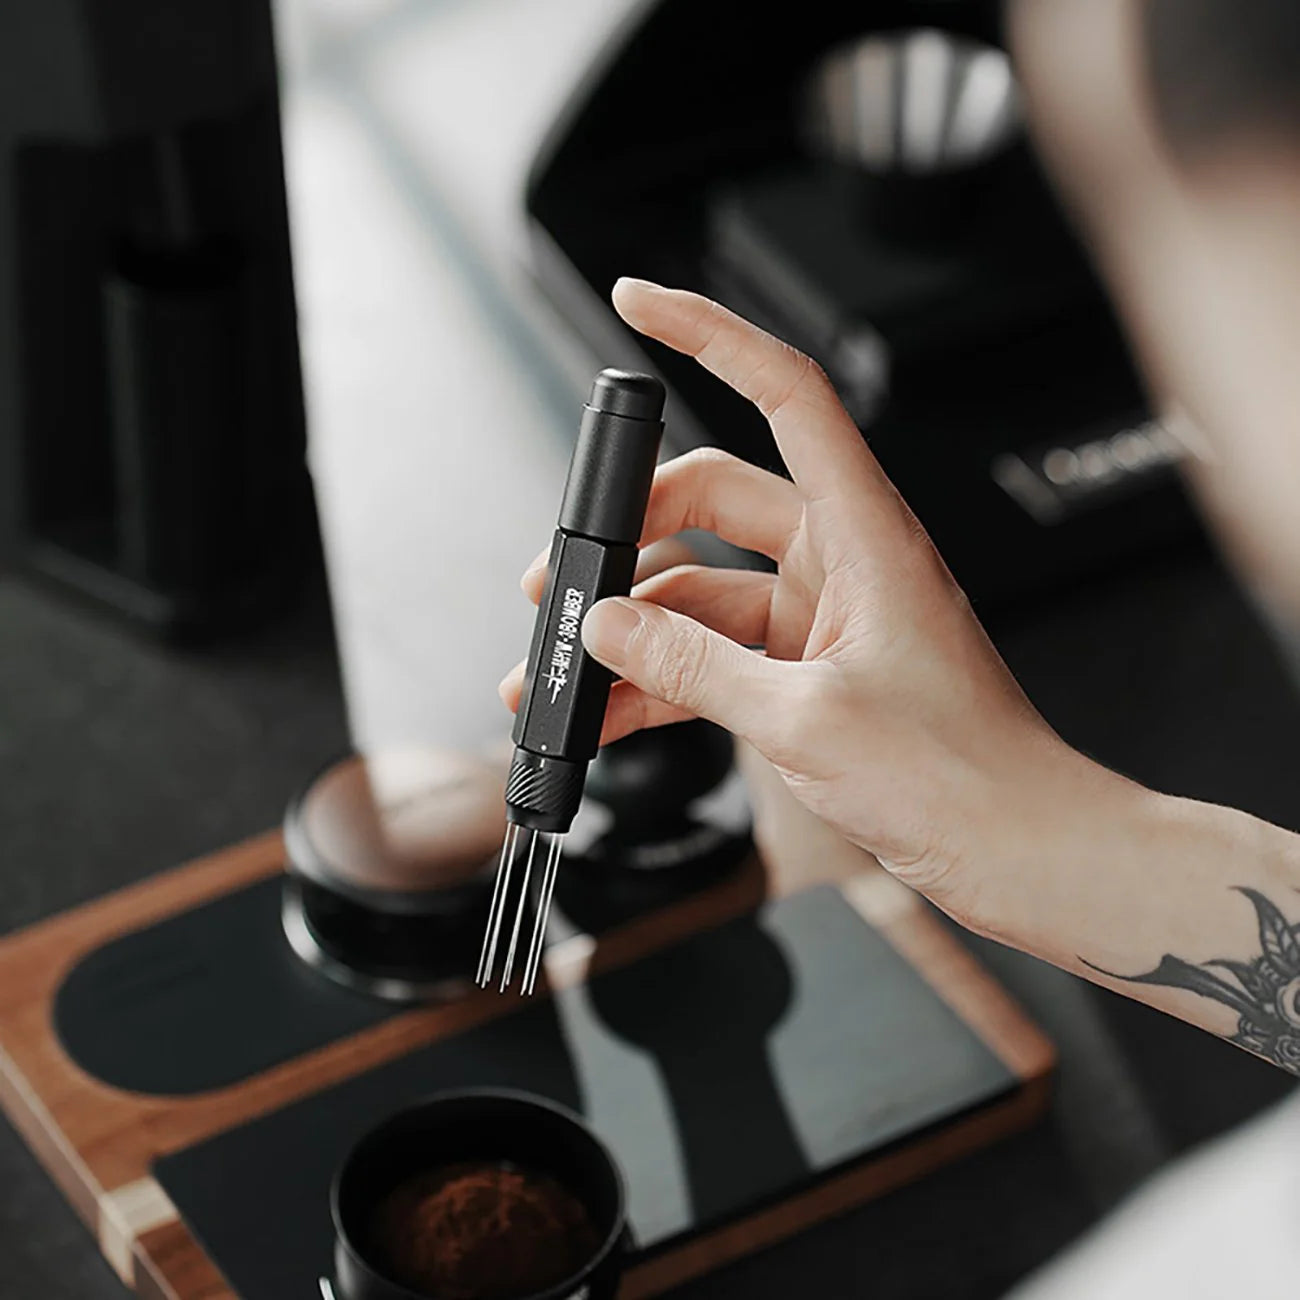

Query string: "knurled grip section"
[[505, 749, 587, 833]]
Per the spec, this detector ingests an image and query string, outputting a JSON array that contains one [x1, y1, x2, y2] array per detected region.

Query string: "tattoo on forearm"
[[1083, 888, 1300, 1075]]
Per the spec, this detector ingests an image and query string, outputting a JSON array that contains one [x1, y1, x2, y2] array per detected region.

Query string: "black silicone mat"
[[53, 863, 717, 1096], [54, 877, 400, 1094], [154, 885, 1014, 1297]]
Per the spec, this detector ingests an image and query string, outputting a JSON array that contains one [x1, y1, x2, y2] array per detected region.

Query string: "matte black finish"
[[53, 876, 401, 1095], [513, 534, 636, 761], [331, 1091, 627, 1300], [559, 381, 664, 545], [284, 876, 487, 1000], [556, 721, 753, 931], [587, 368, 666, 422], [102, 247, 245, 589], [507, 370, 665, 831], [585, 718, 737, 831], [505, 749, 589, 834]]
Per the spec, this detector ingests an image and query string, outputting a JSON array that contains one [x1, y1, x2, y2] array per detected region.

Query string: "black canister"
[[555, 720, 754, 934], [283, 749, 505, 1001], [330, 1090, 628, 1300]]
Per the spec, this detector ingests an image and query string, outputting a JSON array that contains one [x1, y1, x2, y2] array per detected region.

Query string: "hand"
[[501, 279, 1137, 927]]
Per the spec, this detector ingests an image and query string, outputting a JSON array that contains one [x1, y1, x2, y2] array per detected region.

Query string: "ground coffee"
[[369, 1160, 601, 1300]]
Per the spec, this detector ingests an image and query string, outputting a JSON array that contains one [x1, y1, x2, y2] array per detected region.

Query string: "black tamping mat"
[[54, 876, 400, 1094], [153, 885, 1014, 1296], [52, 866, 701, 1096]]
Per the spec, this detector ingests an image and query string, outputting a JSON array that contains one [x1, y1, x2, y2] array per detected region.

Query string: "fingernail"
[[520, 558, 545, 591], [582, 597, 643, 665], [611, 277, 667, 311], [613, 276, 662, 295]]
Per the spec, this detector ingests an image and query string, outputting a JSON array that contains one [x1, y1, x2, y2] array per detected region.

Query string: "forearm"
[[971, 764, 1300, 1074], [560, 278, 1300, 1076]]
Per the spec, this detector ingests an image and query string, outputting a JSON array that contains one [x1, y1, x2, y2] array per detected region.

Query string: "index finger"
[[611, 278, 883, 501]]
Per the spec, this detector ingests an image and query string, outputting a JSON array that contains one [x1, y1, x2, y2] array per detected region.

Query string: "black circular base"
[[555, 816, 753, 935], [282, 875, 489, 1004]]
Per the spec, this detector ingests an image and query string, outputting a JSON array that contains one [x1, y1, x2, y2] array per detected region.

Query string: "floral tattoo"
[[1085, 888, 1300, 1075]]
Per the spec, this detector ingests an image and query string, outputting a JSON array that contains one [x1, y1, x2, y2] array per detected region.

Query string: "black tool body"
[[506, 370, 666, 834]]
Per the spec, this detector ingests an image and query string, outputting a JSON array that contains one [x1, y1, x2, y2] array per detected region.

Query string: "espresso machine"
[[0, 2, 311, 638], [526, 0, 1198, 611]]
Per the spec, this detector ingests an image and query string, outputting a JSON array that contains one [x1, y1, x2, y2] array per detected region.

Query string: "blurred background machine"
[[276, 0, 1205, 751], [0, 5, 1195, 685], [526, 0, 1196, 609], [0, 2, 313, 639]]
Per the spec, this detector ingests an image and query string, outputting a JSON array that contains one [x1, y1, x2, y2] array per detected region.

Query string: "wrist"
[[966, 758, 1300, 977], [942, 741, 1162, 955]]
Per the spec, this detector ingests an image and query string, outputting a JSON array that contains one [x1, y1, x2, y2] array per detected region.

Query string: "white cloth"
[[1009, 1090, 1300, 1299]]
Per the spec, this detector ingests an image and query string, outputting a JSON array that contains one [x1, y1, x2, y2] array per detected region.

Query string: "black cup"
[[330, 1089, 628, 1300]]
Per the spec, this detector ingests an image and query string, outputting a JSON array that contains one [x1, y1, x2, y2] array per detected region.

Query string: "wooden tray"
[[0, 752, 1053, 1299]]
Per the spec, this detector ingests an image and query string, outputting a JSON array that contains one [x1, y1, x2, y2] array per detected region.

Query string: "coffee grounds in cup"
[[369, 1161, 601, 1300]]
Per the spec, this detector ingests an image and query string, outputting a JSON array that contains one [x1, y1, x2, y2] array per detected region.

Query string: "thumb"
[[581, 596, 782, 740]]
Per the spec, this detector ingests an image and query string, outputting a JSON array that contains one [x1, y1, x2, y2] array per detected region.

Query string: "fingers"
[[631, 564, 775, 648], [600, 681, 694, 746], [634, 535, 699, 582], [581, 596, 787, 743], [603, 566, 778, 742], [499, 659, 706, 746], [522, 448, 801, 605], [501, 564, 776, 715], [520, 552, 547, 603], [523, 534, 697, 605], [612, 278, 882, 502], [641, 449, 802, 559], [498, 659, 526, 712]]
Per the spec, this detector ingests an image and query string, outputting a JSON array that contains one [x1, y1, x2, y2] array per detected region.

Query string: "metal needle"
[[476, 823, 519, 987], [484, 371, 663, 995], [522, 833, 563, 995], [498, 828, 540, 991]]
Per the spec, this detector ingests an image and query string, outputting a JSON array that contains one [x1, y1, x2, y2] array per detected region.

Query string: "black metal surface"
[[558, 374, 664, 545], [508, 531, 636, 831], [513, 535, 636, 765], [508, 370, 666, 834]]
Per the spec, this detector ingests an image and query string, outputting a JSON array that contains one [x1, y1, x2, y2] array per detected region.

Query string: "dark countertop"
[[0, 574, 350, 1300], [0, 545, 1296, 1299]]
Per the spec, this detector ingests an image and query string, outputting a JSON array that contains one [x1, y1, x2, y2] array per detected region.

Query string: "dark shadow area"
[[671, 1122, 1094, 1300], [155, 887, 1015, 1300], [586, 912, 806, 1222]]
